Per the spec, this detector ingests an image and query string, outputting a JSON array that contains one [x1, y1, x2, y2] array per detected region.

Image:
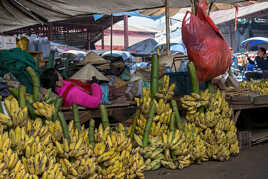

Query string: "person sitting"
[[40, 68, 102, 108], [245, 47, 268, 80]]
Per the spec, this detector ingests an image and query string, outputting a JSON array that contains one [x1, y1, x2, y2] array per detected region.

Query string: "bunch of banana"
[[180, 90, 210, 114], [156, 75, 176, 100], [2, 96, 28, 127], [21, 152, 50, 175], [26, 118, 49, 138], [9, 126, 31, 153], [68, 120, 90, 147], [45, 120, 63, 142], [94, 124, 145, 179], [33, 101, 55, 119], [240, 79, 268, 95], [41, 162, 65, 179], [135, 135, 164, 171], [60, 157, 97, 178]]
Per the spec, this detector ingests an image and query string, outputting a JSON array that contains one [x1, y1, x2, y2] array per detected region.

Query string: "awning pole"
[[110, 14, 113, 57], [165, 0, 170, 56], [124, 15, 129, 49], [101, 30, 105, 50]]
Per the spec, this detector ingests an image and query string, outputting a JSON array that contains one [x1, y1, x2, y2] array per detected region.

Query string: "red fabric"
[[234, 6, 238, 31], [62, 83, 75, 107], [182, 0, 232, 82]]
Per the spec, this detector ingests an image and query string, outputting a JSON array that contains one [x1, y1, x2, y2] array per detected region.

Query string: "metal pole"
[[101, 30, 105, 50], [110, 14, 113, 57], [48, 22, 52, 41], [165, 0, 170, 56], [229, 24, 233, 49], [87, 29, 91, 50], [124, 15, 129, 49]]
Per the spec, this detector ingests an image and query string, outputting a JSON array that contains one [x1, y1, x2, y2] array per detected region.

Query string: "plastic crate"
[[165, 72, 207, 97], [165, 72, 192, 97]]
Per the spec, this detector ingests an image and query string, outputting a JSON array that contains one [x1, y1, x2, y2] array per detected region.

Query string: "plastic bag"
[[182, 0, 231, 82], [38, 37, 50, 59], [101, 84, 111, 105]]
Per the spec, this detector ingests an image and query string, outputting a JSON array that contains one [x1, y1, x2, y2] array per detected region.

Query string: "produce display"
[[240, 79, 268, 95], [131, 57, 239, 171], [0, 57, 240, 178]]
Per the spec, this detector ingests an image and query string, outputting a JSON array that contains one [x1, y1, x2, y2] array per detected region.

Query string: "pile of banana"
[[181, 90, 239, 161], [134, 127, 205, 170], [33, 101, 55, 119], [55, 123, 97, 178], [134, 76, 174, 138], [94, 124, 145, 179], [0, 96, 28, 127], [240, 79, 268, 95], [0, 126, 65, 178]]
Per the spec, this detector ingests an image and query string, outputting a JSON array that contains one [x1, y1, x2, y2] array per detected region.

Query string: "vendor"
[[245, 47, 268, 80], [40, 68, 102, 108]]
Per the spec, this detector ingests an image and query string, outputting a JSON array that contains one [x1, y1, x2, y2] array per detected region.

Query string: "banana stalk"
[[89, 119, 95, 148], [52, 98, 62, 121], [169, 113, 175, 138], [151, 54, 159, 99], [187, 62, 199, 94], [26, 66, 40, 101], [143, 104, 155, 147], [58, 112, 70, 144], [72, 104, 81, 133], [18, 85, 26, 108], [100, 105, 110, 130], [171, 100, 182, 130], [206, 81, 214, 93], [129, 110, 140, 140]]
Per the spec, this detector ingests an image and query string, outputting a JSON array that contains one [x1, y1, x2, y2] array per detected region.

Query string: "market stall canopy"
[[210, 2, 268, 25], [240, 37, 268, 50], [0, 0, 253, 33]]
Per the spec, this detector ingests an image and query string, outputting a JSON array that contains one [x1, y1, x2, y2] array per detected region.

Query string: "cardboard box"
[[3, 36, 16, 49]]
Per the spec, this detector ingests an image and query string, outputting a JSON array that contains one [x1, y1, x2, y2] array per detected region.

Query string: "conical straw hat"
[[80, 51, 109, 65], [70, 64, 108, 82]]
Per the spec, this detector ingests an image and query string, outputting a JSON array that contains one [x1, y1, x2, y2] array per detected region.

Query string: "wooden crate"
[[238, 131, 252, 150]]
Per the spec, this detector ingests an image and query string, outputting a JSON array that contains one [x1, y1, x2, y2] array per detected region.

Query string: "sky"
[[116, 13, 186, 43]]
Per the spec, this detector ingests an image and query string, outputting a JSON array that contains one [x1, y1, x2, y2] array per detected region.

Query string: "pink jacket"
[[56, 81, 102, 108]]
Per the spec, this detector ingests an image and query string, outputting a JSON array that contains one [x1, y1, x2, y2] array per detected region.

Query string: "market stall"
[[0, 0, 265, 178]]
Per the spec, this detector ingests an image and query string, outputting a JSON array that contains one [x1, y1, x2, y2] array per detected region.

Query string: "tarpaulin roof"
[[124, 38, 158, 56], [0, 0, 257, 33], [241, 37, 268, 50]]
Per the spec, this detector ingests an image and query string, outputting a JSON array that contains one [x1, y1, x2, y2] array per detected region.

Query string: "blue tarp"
[[93, 11, 164, 21], [124, 38, 157, 56]]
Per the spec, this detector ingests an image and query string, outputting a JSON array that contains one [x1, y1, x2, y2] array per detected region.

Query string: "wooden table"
[[226, 95, 268, 124], [61, 101, 136, 123]]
